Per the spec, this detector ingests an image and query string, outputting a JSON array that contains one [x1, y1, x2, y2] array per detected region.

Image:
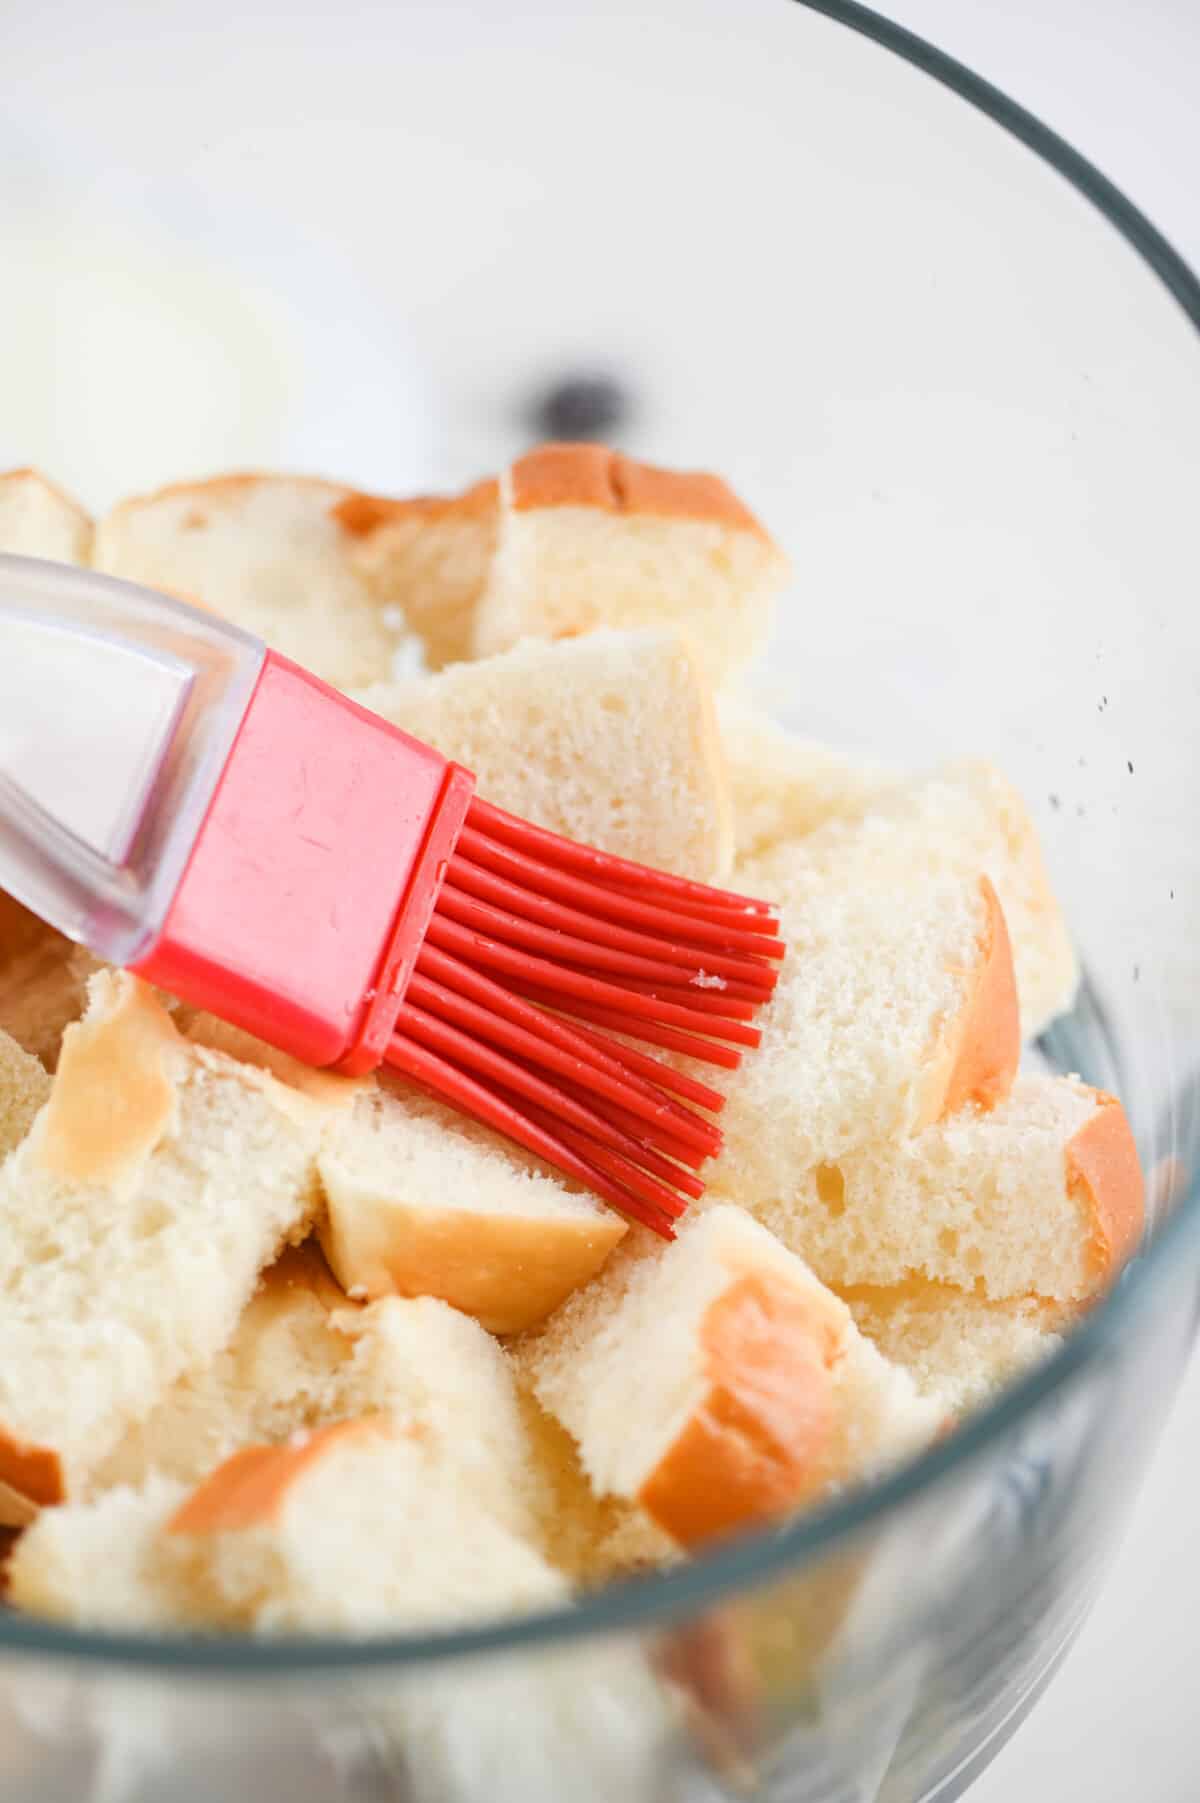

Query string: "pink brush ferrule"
[[131, 651, 475, 1070]]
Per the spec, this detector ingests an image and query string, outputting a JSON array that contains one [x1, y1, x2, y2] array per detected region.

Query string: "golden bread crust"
[[101, 470, 350, 522], [0, 1438, 64, 1519], [319, 1203, 626, 1336], [184, 1015, 367, 1110], [511, 444, 770, 537], [0, 467, 93, 523], [1067, 1092, 1145, 1286], [36, 976, 180, 1188], [331, 476, 499, 539], [637, 1275, 841, 1547], [167, 1420, 382, 1536], [918, 876, 1020, 1129]]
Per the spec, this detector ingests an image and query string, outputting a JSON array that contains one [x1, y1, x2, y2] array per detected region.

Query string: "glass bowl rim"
[[2, 0, 1197, 1681]]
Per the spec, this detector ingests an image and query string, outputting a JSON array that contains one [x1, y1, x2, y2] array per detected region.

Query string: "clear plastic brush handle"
[[0, 554, 264, 964]]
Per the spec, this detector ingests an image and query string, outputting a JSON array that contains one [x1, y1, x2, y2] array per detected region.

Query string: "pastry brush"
[[0, 556, 783, 1236]]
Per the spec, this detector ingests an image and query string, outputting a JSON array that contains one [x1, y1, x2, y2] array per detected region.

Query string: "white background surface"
[[882, 17, 1199, 1803], [1, 3, 1198, 1799]]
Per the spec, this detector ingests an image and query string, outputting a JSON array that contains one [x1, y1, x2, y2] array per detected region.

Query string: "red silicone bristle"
[[425, 916, 763, 1054], [530, 1007, 727, 1113], [568, 876, 783, 938], [447, 852, 784, 972], [488, 1071, 704, 1199], [602, 977, 762, 1017], [442, 858, 781, 989], [394, 1002, 710, 1181], [512, 983, 745, 1069], [535, 1074, 714, 1173], [378, 790, 789, 1237], [416, 944, 726, 1130], [434, 887, 779, 999], [389, 1019, 695, 1223], [561, 1132, 706, 1200], [455, 828, 783, 955], [465, 797, 778, 917], [384, 1034, 677, 1236], [503, 1097, 696, 1217], [406, 972, 720, 1161]]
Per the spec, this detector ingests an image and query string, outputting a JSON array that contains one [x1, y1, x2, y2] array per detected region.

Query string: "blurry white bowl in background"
[[0, 120, 438, 511]]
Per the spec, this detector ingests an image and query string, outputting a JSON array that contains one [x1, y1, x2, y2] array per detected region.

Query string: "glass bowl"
[[1, 3, 1198, 1799]]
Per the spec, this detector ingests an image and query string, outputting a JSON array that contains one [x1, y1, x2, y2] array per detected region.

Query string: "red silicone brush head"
[[134, 652, 783, 1239], [385, 797, 783, 1236]]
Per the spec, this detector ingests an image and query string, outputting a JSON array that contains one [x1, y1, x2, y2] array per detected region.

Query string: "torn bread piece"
[[182, 1012, 367, 1111], [758, 1074, 1143, 1308], [170, 1420, 568, 1634], [10, 1442, 674, 1803], [471, 444, 789, 682], [6, 1475, 195, 1628], [709, 865, 1019, 1207], [355, 626, 733, 882], [0, 974, 336, 1521], [0, 1025, 50, 1159], [332, 1294, 543, 1541], [934, 762, 1078, 1039], [93, 473, 402, 689], [101, 1246, 541, 1542], [0, 468, 93, 562], [11, 1421, 567, 1634], [716, 695, 900, 862], [844, 1281, 1066, 1418], [10, 1425, 675, 1803], [318, 1081, 627, 1335], [747, 761, 1076, 1040], [515, 1387, 677, 1584], [526, 1208, 939, 1550], [92, 1243, 351, 1493], [339, 477, 499, 669]]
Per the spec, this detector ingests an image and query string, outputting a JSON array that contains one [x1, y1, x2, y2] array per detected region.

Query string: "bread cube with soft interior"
[[717, 694, 900, 862], [355, 625, 733, 882], [0, 1024, 50, 1159], [471, 444, 789, 684], [844, 1281, 1066, 1418], [93, 473, 403, 688], [6, 1476, 196, 1628], [12, 1420, 566, 1634], [175, 1421, 567, 1633], [99, 1239, 542, 1541], [0, 974, 334, 1519], [515, 1385, 678, 1583], [340, 477, 499, 669], [743, 760, 1076, 1040], [0, 468, 92, 562], [334, 1292, 542, 1540], [318, 1080, 628, 1336], [758, 1073, 1143, 1307], [92, 1241, 351, 1492], [526, 1207, 939, 1549], [708, 863, 1019, 1207]]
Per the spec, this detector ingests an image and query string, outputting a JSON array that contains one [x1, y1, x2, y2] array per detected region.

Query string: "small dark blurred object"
[[528, 372, 634, 441]]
